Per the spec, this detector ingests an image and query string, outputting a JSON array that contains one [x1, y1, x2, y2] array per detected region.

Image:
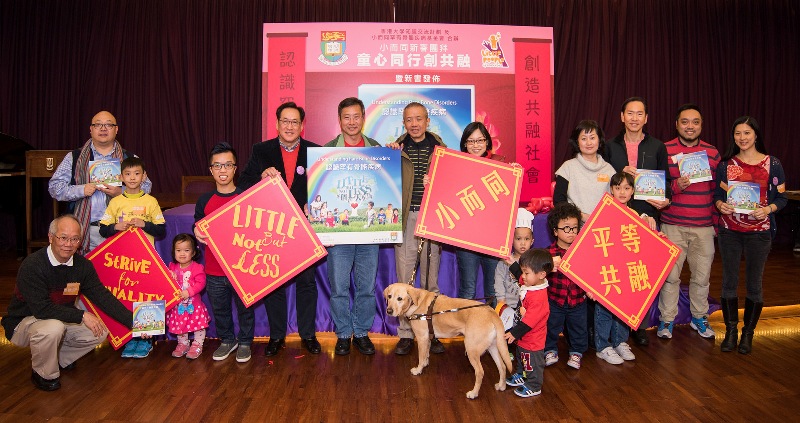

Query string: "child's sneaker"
[[186, 342, 203, 360], [596, 347, 624, 365], [505, 373, 525, 387], [212, 342, 238, 361], [172, 342, 190, 358], [133, 339, 153, 358], [514, 386, 541, 398], [614, 342, 635, 361], [567, 353, 582, 369], [544, 351, 558, 367], [121, 339, 138, 358], [657, 321, 674, 339], [690, 316, 716, 338]]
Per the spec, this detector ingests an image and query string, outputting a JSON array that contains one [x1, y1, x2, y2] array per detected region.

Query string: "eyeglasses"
[[557, 226, 579, 234], [466, 138, 487, 146], [90, 123, 118, 129], [53, 235, 82, 245], [279, 119, 301, 127], [210, 162, 236, 170]]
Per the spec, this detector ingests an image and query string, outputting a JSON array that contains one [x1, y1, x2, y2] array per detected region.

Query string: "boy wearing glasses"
[[98, 157, 165, 359], [543, 202, 588, 370]]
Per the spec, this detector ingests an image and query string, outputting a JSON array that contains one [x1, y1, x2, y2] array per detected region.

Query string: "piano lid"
[[0, 132, 34, 171]]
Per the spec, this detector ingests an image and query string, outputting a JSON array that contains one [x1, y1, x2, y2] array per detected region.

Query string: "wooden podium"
[[26, 150, 70, 255]]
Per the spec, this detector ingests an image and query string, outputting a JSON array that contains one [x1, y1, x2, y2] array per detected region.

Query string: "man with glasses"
[[2, 215, 132, 391], [240, 102, 320, 356], [49, 111, 152, 255]]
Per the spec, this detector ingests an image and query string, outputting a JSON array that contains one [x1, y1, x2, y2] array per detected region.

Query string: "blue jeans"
[[545, 299, 588, 355], [327, 244, 379, 339], [456, 248, 499, 306], [594, 303, 628, 350], [206, 274, 255, 345], [718, 228, 771, 302]]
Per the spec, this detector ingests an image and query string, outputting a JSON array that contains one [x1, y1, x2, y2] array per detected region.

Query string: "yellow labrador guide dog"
[[384, 283, 513, 399]]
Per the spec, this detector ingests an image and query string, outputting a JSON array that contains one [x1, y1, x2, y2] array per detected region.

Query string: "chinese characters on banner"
[[515, 40, 553, 199], [559, 193, 681, 329], [415, 147, 522, 259], [196, 177, 327, 307], [265, 33, 306, 140], [83, 227, 181, 349]]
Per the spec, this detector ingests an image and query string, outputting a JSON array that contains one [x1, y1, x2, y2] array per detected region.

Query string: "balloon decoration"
[[524, 181, 556, 215]]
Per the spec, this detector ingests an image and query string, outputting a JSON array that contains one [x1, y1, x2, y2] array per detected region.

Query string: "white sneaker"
[[596, 347, 624, 365], [614, 342, 636, 361], [544, 351, 558, 366]]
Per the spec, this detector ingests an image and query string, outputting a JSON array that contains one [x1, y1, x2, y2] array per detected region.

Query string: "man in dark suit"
[[239, 102, 320, 356]]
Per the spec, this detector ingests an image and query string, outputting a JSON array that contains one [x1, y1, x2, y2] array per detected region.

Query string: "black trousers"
[[263, 265, 318, 339]]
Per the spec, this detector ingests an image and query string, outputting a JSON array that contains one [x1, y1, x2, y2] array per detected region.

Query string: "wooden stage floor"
[[1, 248, 799, 422]]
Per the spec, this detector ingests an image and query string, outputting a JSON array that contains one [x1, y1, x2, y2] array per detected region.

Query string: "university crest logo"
[[319, 31, 348, 66]]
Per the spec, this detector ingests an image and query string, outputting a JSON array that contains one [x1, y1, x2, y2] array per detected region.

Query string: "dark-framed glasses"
[[210, 162, 236, 171], [90, 123, 118, 129], [557, 225, 579, 234]]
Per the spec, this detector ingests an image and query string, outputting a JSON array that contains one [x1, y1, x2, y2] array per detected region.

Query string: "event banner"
[[415, 146, 522, 258], [307, 147, 403, 244], [558, 193, 681, 330], [83, 227, 181, 350], [262, 22, 554, 198], [195, 177, 327, 307]]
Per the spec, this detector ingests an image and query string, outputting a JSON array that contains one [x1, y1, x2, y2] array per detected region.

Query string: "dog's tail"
[[495, 319, 513, 374]]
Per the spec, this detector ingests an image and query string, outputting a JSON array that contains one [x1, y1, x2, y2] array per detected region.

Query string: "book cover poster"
[[634, 169, 666, 201], [559, 193, 681, 330], [132, 300, 166, 337], [307, 147, 403, 244], [678, 151, 712, 183], [196, 177, 327, 307], [415, 147, 522, 259], [88, 159, 122, 186], [727, 181, 761, 214], [83, 227, 181, 349]]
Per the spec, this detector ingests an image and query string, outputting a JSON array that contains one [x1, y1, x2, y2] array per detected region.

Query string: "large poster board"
[[195, 177, 327, 307], [262, 22, 555, 199], [307, 147, 403, 244], [558, 193, 681, 329], [414, 147, 522, 259]]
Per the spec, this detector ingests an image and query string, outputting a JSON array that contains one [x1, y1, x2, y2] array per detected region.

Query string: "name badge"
[[597, 173, 610, 183], [63, 282, 80, 296]]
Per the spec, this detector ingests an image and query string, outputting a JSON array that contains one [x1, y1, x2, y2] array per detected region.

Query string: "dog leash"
[[407, 294, 493, 338]]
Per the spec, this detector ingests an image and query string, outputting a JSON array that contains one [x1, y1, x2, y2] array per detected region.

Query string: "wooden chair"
[[181, 175, 215, 204]]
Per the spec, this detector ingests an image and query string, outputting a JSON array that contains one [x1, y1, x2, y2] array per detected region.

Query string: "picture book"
[[88, 159, 122, 186], [634, 169, 666, 201], [727, 181, 761, 214], [678, 151, 712, 183], [132, 300, 166, 337]]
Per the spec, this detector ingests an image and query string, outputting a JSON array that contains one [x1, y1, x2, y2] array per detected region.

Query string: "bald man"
[[48, 111, 152, 255], [2, 215, 132, 391]]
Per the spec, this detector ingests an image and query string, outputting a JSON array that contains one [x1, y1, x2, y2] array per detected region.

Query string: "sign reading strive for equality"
[[559, 193, 681, 330], [415, 147, 522, 259], [196, 177, 327, 307], [83, 227, 180, 350]]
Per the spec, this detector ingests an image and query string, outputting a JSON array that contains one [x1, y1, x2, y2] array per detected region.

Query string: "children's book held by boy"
[[89, 159, 122, 186], [677, 151, 712, 183], [634, 169, 666, 201], [132, 300, 166, 337], [727, 181, 761, 214]]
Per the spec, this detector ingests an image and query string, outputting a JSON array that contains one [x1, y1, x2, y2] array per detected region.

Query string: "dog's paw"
[[466, 390, 479, 399], [495, 381, 506, 391], [410, 367, 423, 375]]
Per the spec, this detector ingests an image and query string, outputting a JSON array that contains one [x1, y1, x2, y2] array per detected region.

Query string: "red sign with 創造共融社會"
[[414, 147, 522, 259], [558, 193, 681, 330], [83, 227, 181, 350], [195, 176, 327, 307]]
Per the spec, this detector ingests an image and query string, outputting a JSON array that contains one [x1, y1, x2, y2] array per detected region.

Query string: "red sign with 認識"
[[558, 193, 681, 330], [415, 147, 522, 259], [82, 227, 181, 350], [196, 177, 327, 307]]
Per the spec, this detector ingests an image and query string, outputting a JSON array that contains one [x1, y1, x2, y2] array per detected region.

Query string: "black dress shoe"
[[430, 338, 445, 354], [632, 329, 650, 346], [395, 338, 414, 355], [301, 337, 322, 354], [31, 371, 60, 391], [353, 336, 375, 355], [335, 337, 351, 356], [60, 362, 76, 371], [264, 338, 285, 356]]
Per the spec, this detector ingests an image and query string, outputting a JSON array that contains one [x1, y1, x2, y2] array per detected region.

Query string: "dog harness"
[[408, 294, 493, 338]]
